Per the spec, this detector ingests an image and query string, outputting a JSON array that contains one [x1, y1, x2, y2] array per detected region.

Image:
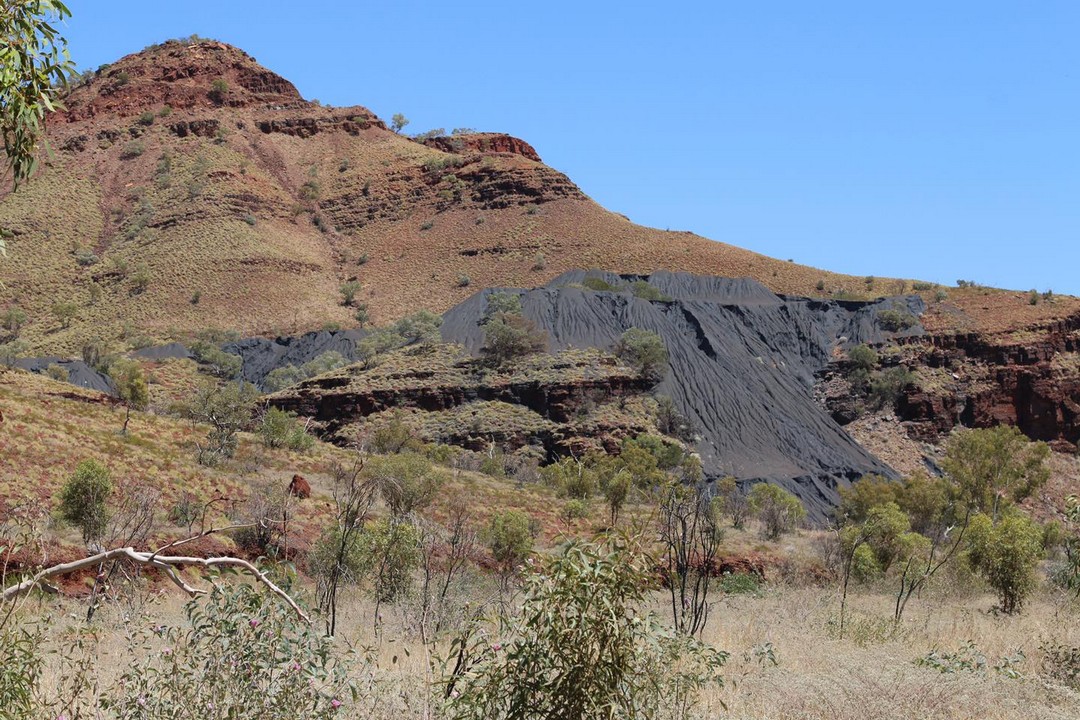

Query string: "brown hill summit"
[[0, 37, 1076, 360]]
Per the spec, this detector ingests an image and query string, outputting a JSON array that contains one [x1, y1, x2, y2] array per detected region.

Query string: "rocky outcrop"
[[422, 133, 542, 162], [60, 40, 306, 121], [255, 110, 385, 138], [897, 317, 1080, 449]]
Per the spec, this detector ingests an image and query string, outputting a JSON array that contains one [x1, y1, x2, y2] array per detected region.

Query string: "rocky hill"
[[8, 37, 1072, 358]]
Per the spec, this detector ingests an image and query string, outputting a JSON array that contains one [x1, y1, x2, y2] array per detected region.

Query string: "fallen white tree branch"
[[2, 544, 308, 622]]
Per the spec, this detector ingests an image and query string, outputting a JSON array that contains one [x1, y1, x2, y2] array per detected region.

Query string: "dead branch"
[[2, 545, 308, 622]]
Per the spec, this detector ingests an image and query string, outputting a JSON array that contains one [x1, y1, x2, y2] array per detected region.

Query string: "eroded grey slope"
[[442, 271, 924, 520]]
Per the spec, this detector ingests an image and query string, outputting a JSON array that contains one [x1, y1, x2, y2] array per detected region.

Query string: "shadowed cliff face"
[[897, 315, 1080, 450], [441, 271, 926, 521]]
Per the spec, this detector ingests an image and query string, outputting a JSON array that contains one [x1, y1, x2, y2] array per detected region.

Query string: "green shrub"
[[581, 277, 621, 292], [137, 110, 155, 126], [103, 583, 352, 719], [445, 537, 728, 719], [392, 309, 443, 346], [50, 300, 77, 328], [190, 340, 242, 379], [367, 452, 441, 518], [966, 511, 1044, 614], [58, 459, 112, 544], [629, 280, 671, 302], [1, 306, 27, 335], [44, 363, 68, 382], [456, 274, 471, 287], [259, 408, 315, 451], [748, 483, 806, 540], [119, 140, 144, 160], [482, 312, 547, 366], [339, 280, 362, 306], [720, 572, 762, 595], [208, 77, 228, 103], [877, 308, 917, 332], [485, 510, 534, 580], [869, 366, 915, 409], [848, 344, 878, 372], [615, 327, 669, 382]]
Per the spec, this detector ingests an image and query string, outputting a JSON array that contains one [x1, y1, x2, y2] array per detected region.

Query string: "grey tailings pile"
[[442, 271, 924, 521]]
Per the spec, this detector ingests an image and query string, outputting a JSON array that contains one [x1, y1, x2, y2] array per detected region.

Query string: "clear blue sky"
[[65, 2, 1079, 294]]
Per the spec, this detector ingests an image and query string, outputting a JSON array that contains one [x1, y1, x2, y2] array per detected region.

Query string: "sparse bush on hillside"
[[130, 262, 151, 294], [186, 380, 259, 465], [74, 247, 99, 266], [208, 77, 228, 104], [868, 366, 915, 410], [456, 273, 470, 287], [390, 113, 409, 133], [2, 306, 27, 336], [629, 280, 672, 302], [370, 411, 418, 454], [532, 252, 546, 271], [264, 351, 349, 392], [654, 394, 695, 443], [354, 302, 370, 328], [581, 277, 621, 292], [715, 476, 750, 529], [367, 452, 442, 519], [259, 407, 315, 452], [484, 510, 535, 587], [109, 358, 149, 435], [339, 279, 362, 306], [748, 483, 806, 540], [615, 327, 669, 382], [393, 309, 443, 347], [137, 110, 154, 126], [0, 339, 28, 367], [50, 300, 77, 328], [482, 311, 547, 366], [57, 459, 112, 545], [848, 343, 878, 373], [45, 363, 68, 382], [877, 308, 917, 332], [119, 140, 144, 160], [190, 339, 242, 379]]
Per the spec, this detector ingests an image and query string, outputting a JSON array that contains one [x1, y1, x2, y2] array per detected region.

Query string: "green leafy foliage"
[[748, 483, 806, 540], [943, 426, 1050, 518], [614, 327, 669, 382], [367, 452, 442, 518], [57, 459, 112, 544], [263, 351, 349, 392], [966, 511, 1044, 614], [0, 0, 76, 190], [444, 537, 728, 720], [484, 510, 534, 581], [102, 583, 352, 718], [259, 407, 315, 451], [185, 381, 259, 465]]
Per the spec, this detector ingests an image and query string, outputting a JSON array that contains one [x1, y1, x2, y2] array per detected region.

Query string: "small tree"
[[748, 483, 806, 540], [259, 407, 314, 452], [390, 113, 409, 133], [966, 511, 1043, 614], [393, 309, 443, 347], [367, 452, 442, 519], [482, 312, 547, 365], [50, 300, 77, 328], [208, 77, 228, 103], [354, 302, 370, 328], [339, 280, 362, 306], [444, 536, 728, 720], [615, 327, 669, 382], [486, 510, 534, 590], [658, 458, 723, 637], [714, 476, 749, 529], [58, 459, 112, 545], [604, 470, 631, 526], [186, 380, 259, 465], [109, 359, 148, 435], [943, 426, 1050, 520], [1, 306, 26, 336]]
